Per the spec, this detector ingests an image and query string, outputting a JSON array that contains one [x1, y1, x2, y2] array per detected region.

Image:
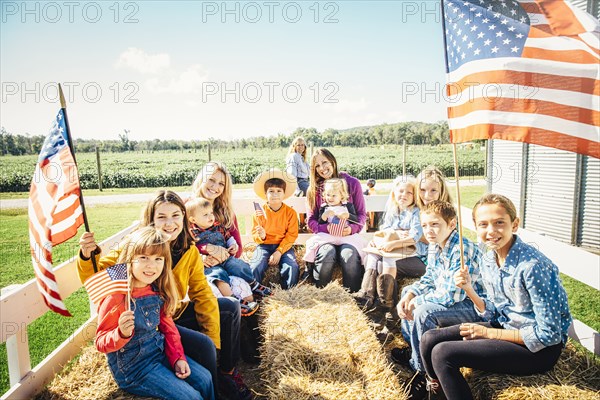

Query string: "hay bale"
[[259, 282, 406, 400], [467, 342, 600, 400], [36, 345, 151, 400]]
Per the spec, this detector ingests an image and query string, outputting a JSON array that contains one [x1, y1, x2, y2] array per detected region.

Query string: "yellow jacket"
[[77, 244, 221, 349]]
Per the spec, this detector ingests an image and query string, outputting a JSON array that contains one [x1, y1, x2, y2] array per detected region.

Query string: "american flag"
[[83, 263, 129, 308], [253, 201, 265, 218], [329, 216, 348, 237], [444, 0, 599, 158], [28, 110, 84, 316]]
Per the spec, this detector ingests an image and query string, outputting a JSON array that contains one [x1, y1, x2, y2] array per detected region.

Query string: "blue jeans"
[[176, 297, 241, 373], [205, 255, 254, 286], [177, 323, 218, 395], [250, 244, 299, 289], [400, 286, 482, 372], [314, 243, 362, 293], [108, 294, 215, 400], [296, 178, 309, 196]]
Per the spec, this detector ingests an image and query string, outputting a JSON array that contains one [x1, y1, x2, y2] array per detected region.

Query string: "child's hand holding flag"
[[329, 216, 348, 237], [253, 201, 266, 226]]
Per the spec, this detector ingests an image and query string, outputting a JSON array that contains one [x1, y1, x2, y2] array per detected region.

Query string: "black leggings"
[[420, 324, 563, 400]]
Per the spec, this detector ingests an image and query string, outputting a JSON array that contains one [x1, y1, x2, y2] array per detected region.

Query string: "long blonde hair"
[[414, 166, 451, 209], [386, 175, 417, 214], [191, 161, 235, 229], [307, 148, 339, 210], [117, 227, 180, 316], [287, 136, 307, 161]]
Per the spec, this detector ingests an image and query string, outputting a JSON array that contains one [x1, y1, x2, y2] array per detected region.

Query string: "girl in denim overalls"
[[95, 227, 215, 400]]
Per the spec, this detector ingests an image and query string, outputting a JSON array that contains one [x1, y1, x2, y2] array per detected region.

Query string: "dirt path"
[[1, 180, 486, 209]]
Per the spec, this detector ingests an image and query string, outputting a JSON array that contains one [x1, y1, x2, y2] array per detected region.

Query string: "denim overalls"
[[106, 292, 215, 400]]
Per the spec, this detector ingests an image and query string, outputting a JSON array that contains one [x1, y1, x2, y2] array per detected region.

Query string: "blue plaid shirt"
[[477, 235, 572, 352], [408, 230, 485, 307]]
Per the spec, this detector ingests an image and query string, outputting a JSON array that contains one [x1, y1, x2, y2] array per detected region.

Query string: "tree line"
[[0, 121, 456, 156]]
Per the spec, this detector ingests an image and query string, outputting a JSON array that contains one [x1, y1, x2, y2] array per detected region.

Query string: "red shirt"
[[95, 285, 186, 368]]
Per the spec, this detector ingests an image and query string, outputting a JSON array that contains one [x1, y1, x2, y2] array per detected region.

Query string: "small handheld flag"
[[329, 217, 348, 237], [84, 263, 129, 308], [253, 201, 265, 217]]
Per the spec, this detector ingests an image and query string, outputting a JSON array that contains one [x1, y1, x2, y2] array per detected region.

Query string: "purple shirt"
[[307, 172, 367, 235]]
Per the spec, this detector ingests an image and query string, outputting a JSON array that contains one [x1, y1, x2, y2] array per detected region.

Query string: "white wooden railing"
[[1, 196, 598, 399]]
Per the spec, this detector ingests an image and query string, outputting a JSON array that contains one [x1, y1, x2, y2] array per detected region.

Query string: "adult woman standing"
[[306, 148, 367, 292], [285, 136, 310, 196]]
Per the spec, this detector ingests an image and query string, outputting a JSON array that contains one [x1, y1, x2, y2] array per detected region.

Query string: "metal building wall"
[[522, 146, 578, 243], [578, 157, 600, 250], [488, 141, 526, 217]]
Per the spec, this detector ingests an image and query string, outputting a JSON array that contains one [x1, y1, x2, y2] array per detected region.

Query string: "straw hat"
[[252, 168, 297, 200], [364, 229, 417, 259]]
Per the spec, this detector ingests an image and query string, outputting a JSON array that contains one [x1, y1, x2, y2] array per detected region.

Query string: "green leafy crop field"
[[0, 145, 485, 192]]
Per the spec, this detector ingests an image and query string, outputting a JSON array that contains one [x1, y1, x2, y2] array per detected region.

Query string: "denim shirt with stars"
[[477, 235, 572, 353]]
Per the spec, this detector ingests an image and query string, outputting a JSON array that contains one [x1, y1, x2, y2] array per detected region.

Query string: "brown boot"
[[353, 269, 377, 309], [376, 274, 397, 310]]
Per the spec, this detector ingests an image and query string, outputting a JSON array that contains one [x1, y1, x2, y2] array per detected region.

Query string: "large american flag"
[[28, 110, 84, 316], [83, 263, 129, 308], [445, 0, 599, 158]]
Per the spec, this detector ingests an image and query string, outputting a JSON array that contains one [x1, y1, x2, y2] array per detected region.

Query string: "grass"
[[1, 184, 599, 395], [0, 203, 145, 394]]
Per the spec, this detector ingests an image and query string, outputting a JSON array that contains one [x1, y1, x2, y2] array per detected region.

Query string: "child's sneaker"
[[218, 368, 253, 400], [251, 281, 273, 297], [390, 346, 411, 367], [240, 299, 259, 317], [405, 372, 428, 400]]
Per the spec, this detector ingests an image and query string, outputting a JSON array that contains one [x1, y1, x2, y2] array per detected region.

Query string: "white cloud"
[[115, 47, 171, 74], [321, 97, 368, 113], [145, 64, 210, 94], [386, 110, 407, 122]]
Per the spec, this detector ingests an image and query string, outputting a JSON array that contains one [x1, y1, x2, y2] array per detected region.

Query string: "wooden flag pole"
[[59, 84, 99, 273], [452, 143, 467, 271]]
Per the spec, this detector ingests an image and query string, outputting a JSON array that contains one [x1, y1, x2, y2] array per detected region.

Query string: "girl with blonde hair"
[[94, 226, 215, 400]]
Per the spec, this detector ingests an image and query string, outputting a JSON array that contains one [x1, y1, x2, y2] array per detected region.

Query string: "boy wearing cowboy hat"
[[250, 168, 299, 289]]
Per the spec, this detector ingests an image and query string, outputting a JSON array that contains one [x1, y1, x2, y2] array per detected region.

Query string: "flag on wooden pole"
[[28, 109, 84, 316], [443, 0, 599, 158]]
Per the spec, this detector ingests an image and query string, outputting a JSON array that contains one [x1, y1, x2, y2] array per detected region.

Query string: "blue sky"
[[1, 1, 449, 140]]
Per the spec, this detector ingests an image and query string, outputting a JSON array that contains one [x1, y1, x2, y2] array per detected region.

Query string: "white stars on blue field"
[[443, 0, 530, 72]]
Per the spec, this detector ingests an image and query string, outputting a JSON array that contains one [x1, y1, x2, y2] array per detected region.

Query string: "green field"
[[0, 145, 485, 192]]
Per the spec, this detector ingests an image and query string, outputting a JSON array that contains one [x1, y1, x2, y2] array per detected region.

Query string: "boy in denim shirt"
[[392, 201, 486, 378]]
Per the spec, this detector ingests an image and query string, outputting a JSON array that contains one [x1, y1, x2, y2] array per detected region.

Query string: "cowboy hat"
[[363, 229, 417, 259], [252, 168, 297, 200]]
